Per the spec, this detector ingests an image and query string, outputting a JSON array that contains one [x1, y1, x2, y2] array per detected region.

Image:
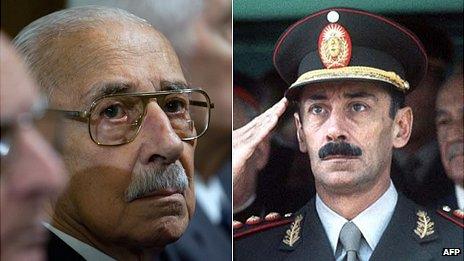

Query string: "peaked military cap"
[[273, 7, 428, 100]]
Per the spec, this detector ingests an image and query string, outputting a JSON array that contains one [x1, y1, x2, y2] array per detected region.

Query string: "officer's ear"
[[294, 112, 308, 153], [392, 106, 413, 148]]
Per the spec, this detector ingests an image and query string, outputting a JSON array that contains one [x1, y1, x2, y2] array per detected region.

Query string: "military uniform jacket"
[[234, 193, 463, 260]]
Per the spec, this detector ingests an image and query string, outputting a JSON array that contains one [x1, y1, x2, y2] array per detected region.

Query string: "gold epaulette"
[[233, 212, 294, 239]]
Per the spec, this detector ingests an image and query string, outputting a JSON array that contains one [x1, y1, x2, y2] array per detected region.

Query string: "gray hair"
[[13, 5, 153, 99], [67, 0, 204, 58]]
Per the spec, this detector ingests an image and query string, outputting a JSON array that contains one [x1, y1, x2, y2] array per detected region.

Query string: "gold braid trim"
[[290, 66, 410, 91]]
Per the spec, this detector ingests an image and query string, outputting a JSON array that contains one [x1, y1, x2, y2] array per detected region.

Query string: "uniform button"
[[284, 213, 293, 218], [453, 209, 464, 219], [264, 212, 281, 222], [233, 220, 243, 229], [442, 205, 451, 212], [246, 215, 262, 225]]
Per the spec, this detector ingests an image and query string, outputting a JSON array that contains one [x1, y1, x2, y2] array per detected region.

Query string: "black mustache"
[[318, 142, 362, 159]]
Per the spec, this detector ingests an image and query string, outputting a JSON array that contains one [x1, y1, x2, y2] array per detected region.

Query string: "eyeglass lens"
[[89, 91, 209, 145]]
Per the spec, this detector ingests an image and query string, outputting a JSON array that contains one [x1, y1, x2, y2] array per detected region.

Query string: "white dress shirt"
[[43, 223, 115, 261], [195, 175, 228, 225], [316, 181, 398, 261], [456, 184, 464, 209]]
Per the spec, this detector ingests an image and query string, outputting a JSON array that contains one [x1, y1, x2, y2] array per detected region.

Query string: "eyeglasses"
[[51, 89, 214, 146], [1, 97, 64, 159]]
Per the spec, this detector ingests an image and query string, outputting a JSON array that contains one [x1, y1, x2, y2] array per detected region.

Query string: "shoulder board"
[[234, 212, 294, 239], [436, 206, 464, 228]]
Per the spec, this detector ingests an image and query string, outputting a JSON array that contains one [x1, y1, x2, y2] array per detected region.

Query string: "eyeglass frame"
[[1, 96, 50, 158], [49, 88, 214, 146]]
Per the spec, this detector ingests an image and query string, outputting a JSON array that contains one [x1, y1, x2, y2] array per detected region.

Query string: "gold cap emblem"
[[318, 23, 352, 69]]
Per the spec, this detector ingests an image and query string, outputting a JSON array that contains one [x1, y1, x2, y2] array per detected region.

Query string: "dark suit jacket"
[[165, 205, 231, 261], [164, 162, 232, 261], [235, 193, 463, 261], [47, 230, 181, 261], [47, 231, 85, 261]]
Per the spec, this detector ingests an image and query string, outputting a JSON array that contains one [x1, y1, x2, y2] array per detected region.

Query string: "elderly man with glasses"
[[14, 6, 213, 260]]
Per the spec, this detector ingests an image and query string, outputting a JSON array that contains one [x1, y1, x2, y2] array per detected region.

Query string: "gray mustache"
[[447, 142, 463, 161], [125, 164, 188, 202]]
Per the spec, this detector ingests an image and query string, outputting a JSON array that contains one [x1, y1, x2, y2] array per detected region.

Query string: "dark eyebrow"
[[160, 81, 189, 91], [343, 91, 378, 101], [85, 82, 133, 104], [437, 106, 464, 117]]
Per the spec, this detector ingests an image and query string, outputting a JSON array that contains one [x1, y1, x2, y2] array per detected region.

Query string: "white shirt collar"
[[455, 184, 464, 209], [316, 181, 398, 254], [43, 222, 116, 261], [194, 175, 227, 225], [316, 196, 346, 254]]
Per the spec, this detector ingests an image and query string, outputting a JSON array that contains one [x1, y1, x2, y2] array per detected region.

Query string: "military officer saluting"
[[233, 8, 463, 260]]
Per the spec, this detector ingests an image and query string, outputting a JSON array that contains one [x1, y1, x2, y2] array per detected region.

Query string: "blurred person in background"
[[433, 62, 463, 210], [1, 32, 66, 261], [391, 19, 455, 206], [14, 6, 215, 260], [67, 1, 233, 260]]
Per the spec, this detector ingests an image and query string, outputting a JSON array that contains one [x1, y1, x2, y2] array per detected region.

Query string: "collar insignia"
[[318, 23, 352, 69], [282, 214, 303, 248], [414, 210, 435, 240]]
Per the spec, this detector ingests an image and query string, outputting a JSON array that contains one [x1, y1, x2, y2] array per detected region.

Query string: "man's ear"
[[294, 112, 308, 153], [392, 106, 413, 148]]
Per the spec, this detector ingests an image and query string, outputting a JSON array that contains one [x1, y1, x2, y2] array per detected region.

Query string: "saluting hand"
[[232, 98, 288, 210]]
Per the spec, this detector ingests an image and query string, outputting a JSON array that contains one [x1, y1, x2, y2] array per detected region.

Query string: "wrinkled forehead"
[[57, 20, 174, 54], [50, 22, 185, 107], [298, 81, 389, 103], [436, 76, 464, 108]]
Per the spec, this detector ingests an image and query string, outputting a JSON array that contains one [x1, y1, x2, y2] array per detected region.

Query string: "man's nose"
[[140, 103, 184, 164], [11, 127, 66, 198], [325, 109, 348, 142]]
